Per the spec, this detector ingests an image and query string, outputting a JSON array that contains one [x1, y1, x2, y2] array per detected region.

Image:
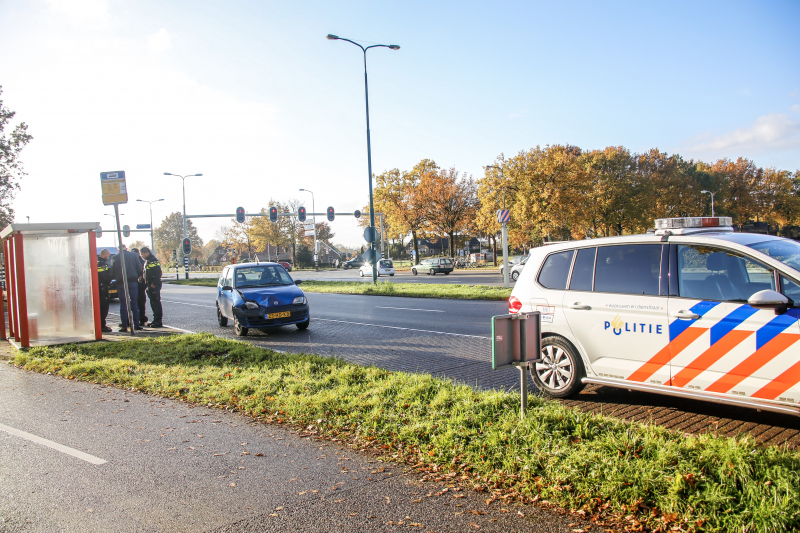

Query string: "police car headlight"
[[293, 296, 307, 305], [244, 301, 259, 310]]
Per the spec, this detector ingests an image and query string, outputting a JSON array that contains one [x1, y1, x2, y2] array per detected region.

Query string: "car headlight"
[[244, 301, 259, 310], [293, 296, 307, 305]]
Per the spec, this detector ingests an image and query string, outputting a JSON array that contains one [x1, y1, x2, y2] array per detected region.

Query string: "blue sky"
[[1, 0, 798, 248]]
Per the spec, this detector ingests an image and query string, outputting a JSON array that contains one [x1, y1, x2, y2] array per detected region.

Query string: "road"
[[124, 285, 800, 447], [166, 268, 512, 287], [0, 362, 576, 533]]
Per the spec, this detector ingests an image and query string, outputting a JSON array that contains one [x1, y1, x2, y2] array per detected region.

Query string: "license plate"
[[267, 311, 291, 319]]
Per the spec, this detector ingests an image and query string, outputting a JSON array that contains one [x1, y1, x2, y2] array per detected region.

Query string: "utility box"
[[1, 223, 103, 348]]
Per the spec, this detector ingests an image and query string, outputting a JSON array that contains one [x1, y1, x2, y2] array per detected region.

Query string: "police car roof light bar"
[[655, 216, 732, 230]]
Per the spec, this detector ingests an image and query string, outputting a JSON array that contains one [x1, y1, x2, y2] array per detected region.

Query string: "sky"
[[1, 0, 798, 250]]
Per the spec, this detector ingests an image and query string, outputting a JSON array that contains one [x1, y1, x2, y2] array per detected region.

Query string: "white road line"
[[315, 318, 489, 339], [161, 300, 215, 309], [0, 423, 107, 465], [375, 306, 444, 313]]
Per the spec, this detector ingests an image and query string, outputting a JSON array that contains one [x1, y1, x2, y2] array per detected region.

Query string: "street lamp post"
[[327, 34, 399, 284], [299, 189, 318, 270], [701, 190, 716, 217], [487, 165, 510, 289], [136, 198, 164, 252], [164, 172, 202, 279]]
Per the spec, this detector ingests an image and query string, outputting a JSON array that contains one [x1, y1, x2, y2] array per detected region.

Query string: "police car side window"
[[594, 244, 660, 296], [676, 245, 775, 301], [538, 250, 575, 290], [568, 247, 596, 291]]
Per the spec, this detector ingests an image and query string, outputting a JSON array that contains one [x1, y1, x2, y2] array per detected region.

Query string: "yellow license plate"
[[267, 311, 291, 319]]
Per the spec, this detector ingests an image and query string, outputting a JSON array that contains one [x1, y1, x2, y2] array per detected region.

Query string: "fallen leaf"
[[255, 453, 264, 457], [230, 483, 236, 487]]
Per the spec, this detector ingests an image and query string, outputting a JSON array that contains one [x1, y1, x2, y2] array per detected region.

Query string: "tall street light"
[[136, 198, 164, 252], [701, 190, 716, 217], [327, 33, 399, 284], [486, 165, 512, 289], [164, 172, 202, 279], [299, 189, 318, 271]]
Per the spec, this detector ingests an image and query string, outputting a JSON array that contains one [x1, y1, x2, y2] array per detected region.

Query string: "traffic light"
[[235, 206, 245, 224], [327, 206, 335, 222], [96, 226, 102, 239], [298, 206, 306, 222], [172, 249, 177, 261], [182, 238, 192, 255], [269, 206, 278, 223], [122, 224, 130, 238]]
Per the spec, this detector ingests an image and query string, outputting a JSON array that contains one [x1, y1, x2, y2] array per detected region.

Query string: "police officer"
[[140, 247, 163, 328], [111, 244, 143, 332], [131, 248, 149, 326], [97, 249, 113, 333]]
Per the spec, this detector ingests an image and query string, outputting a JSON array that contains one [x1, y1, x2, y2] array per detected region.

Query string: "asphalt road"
[[0, 362, 578, 533], [166, 268, 512, 287]]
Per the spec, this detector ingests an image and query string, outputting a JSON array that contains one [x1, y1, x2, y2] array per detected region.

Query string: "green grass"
[[13, 333, 800, 532], [166, 279, 512, 301]]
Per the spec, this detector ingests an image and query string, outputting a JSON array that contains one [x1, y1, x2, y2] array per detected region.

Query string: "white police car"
[[509, 217, 800, 416]]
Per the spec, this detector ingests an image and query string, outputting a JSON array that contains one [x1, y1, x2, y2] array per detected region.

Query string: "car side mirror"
[[748, 289, 789, 309], [222, 285, 233, 291], [294, 280, 303, 285]]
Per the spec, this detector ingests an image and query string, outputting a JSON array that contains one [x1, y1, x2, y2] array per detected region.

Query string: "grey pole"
[[702, 190, 716, 217], [113, 205, 134, 336], [136, 198, 163, 252], [165, 173, 202, 279], [299, 189, 318, 271], [328, 34, 399, 284]]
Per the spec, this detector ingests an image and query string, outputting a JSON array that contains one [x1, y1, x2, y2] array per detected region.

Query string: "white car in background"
[[499, 255, 525, 278], [360, 259, 395, 277]]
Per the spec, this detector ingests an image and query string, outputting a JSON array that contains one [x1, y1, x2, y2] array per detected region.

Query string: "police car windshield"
[[234, 266, 293, 288], [748, 240, 800, 271]]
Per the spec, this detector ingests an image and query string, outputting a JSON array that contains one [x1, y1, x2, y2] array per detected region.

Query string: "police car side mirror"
[[222, 285, 233, 291], [748, 290, 788, 309]]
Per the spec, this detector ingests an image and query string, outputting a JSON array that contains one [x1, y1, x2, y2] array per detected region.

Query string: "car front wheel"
[[359, 270, 364, 277], [296, 318, 309, 330], [234, 316, 248, 337], [412, 268, 417, 275], [429, 269, 435, 275], [530, 337, 585, 398], [217, 305, 228, 327], [511, 270, 520, 281]]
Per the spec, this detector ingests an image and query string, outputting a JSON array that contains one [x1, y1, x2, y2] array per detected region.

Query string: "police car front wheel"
[[530, 337, 585, 398]]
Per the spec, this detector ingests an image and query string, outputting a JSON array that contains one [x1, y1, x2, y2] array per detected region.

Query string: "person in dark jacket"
[[140, 247, 163, 327], [132, 248, 148, 326], [97, 249, 113, 333], [111, 245, 143, 332]]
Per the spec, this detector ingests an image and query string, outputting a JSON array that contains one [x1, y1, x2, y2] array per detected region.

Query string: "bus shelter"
[[1, 223, 103, 348]]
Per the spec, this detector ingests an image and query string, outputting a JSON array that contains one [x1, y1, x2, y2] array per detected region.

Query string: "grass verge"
[[166, 279, 512, 301], [13, 333, 800, 532]]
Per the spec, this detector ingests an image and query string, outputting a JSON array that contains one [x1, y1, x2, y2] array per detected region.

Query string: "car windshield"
[[748, 240, 800, 271], [233, 265, 293, 287]]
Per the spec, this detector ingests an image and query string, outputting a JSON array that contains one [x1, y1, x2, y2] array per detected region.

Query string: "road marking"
[[375, 306, 444, 313], [162, 300, 215, 308], [315, 318, 488, 339], [0, 423, 107, 465]]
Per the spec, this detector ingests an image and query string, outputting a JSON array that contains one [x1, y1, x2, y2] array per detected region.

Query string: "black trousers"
[[138, 281, 147, 321], [146, 284, 163, 322], [99, 292, 109, 327]]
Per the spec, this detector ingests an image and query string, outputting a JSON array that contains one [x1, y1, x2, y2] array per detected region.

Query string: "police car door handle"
[[671, 310, 700, 320], [568, 303, 591, 310]]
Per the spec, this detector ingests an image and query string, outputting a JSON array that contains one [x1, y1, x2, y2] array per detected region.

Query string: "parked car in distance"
[[508, 255, 530, 281], [279, 261, 292, 272], [216, 262, 309, 336], [343, 257, 365, 269], [360, 259, 395, 277], [499, 255, 525, 277], [412, 257, 454, 275]]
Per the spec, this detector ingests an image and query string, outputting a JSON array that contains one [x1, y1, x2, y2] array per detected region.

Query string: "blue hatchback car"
[[216, 263, 309, 336]]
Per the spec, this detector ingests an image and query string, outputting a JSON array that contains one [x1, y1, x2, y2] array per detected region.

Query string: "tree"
[[0, 86, 32, 227], [129, 240, 146, 252], [154, 212, 203, 262], [417, 167, 478, 258], [203, 239, 221, 258]]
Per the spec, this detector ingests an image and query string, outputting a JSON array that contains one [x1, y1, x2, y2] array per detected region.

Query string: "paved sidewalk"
[[0, 361, 586, 533]]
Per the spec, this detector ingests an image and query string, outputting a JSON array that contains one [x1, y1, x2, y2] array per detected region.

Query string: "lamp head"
[[701, 190, 710, 194], [158, 199, 164, 201], [388, 45, 400, 50], [164, 172, 171, 175], [326, 34, 339, 40], [194, 173, 203, 177], [136, 199, 143, 202]]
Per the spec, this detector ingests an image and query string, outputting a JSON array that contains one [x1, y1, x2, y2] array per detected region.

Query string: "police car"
[[509, 217, 800, 417]]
